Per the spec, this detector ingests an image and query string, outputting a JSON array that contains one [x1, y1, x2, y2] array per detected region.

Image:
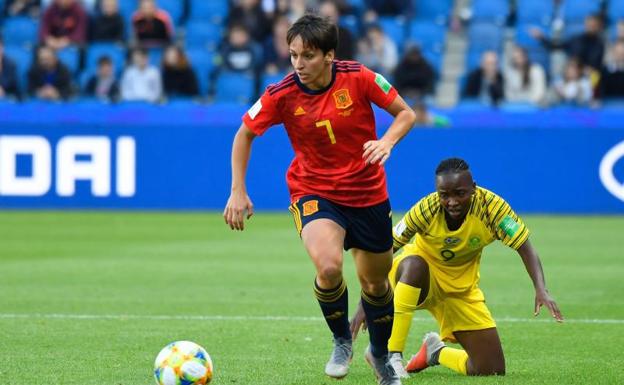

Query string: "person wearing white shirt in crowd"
[[356, 24, 399, 78], [504, 46, 546, 105], [121, 48, 162, 102], [550, 57, 593, 106]]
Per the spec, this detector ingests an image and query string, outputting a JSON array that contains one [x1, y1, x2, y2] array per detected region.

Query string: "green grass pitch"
[[1, 212, 623, 384]]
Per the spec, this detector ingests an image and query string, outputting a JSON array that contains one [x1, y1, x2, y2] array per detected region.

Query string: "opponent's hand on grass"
[[349, 301, 367, 340], [363, 139, 393, 165], [535, 289, 564, 322], [223, 191, 254, 231]]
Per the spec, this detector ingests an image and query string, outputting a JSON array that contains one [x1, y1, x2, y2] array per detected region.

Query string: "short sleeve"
[[392, 194, 439, 250], [487, 195, 530, 250], [360, 65, 398, 109], [242, 91, 282, 136]]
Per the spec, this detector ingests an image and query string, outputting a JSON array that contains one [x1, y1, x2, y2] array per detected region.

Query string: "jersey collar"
[[294, 62, 336, 95]]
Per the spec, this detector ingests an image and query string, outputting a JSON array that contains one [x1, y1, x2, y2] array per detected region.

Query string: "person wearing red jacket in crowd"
[[39, 0, 87, 50]]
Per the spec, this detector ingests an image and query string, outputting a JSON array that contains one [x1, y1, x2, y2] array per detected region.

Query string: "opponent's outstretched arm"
[[517, 239, 564, 322], [363, 95, 417, 165], [224, 123, 256, 231]]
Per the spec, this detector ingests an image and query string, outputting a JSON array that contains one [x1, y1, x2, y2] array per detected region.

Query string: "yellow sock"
[[439, 347, 469, 375], [387, 282, 420, 352]]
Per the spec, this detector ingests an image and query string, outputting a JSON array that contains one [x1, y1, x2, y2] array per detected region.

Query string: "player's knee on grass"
[[467, 354, 506, 376], [397, 256, 429, 302]]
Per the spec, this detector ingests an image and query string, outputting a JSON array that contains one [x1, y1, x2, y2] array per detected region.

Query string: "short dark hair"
[[435, 157, 470, 175], [287, 14, 337, 54], [98, 56, 112, 66]]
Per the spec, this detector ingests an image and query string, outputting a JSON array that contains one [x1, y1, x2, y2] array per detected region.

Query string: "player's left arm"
[[516, 239, 564, 322], [363, 94, 417, 165]]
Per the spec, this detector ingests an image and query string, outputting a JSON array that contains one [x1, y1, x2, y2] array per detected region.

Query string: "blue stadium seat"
[[260, 72, 288, 91], [467, 22, 503, 52], [525, 48, 550, 73], [3, 46, 32, 93], [561, 0, 600, 23], [340, 14, 359, 37], [157, 0, 184, 25], [85, 43, 126, 75], [378, 17, 407, 51], [184, 21, 223, 50], [57, 45, 80, 74], [421, 49, 441, 77], [608, 0, 624, 21], [147, 47, 163, 66], [189, 0, 228, 23], [412, 0, 452, 24], [516, 0, 554, 27], [186, 48, 216, 96], [407, 21, 446, 52], [471, 0, 508, 25], [1, 17, 39, 48], [118, 0, 138, 24], [515, 23, 545, 49], [214, 71, 254, 104]]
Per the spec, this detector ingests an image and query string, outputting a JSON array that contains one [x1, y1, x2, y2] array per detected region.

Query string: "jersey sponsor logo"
[[599, 140, 624, 202], [444, 236, 461, 246], [294, 106, 306, 116], [248, 99, 262, 120], [498, 215, 520, 237], [374, 73, 392, 94], [302, 200, 319, 216], [332, 89, 353, 109]]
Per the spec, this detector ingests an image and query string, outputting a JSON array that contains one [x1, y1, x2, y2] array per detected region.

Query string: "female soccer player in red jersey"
[[224, 14, 417, 385]]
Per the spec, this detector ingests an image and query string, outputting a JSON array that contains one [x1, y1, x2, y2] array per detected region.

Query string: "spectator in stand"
[[218, 23, 261, 74], [550, 57, 592, 106], [530, 14, 605, 71], [463, 51, 505, 106], [39, 0, 87, 50], [4, 0, 41, 18], [161, 45, 199, 98], [131, 0, 174, 48], [263, 15, 291, 75], [89, 0, 124, 42], [228, 0, 272, 44], [393, 45, 434, 101], [600, 41, 624, 99], [319, 0, 355, 60], [27, 45, 73, 100], [356, 24, 398, 77], [84, 55, 119, 102], [0, 38, 20, 100], [120, 47, 162, 102], [364, 0, 410, 16], [615, 20, 624, 42], [503, 46, 547, 105]]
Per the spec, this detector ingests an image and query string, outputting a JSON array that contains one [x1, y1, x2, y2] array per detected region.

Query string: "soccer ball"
[[154, 341, 213, 385]]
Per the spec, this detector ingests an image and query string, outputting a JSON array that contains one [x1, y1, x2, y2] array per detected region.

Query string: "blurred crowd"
[[0, 0, 622, 108]]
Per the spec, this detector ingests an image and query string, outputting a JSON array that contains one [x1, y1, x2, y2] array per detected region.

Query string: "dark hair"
[[98, 56, 112, 66], [287, 14, 337, 54], [435, 157, 470, 175]]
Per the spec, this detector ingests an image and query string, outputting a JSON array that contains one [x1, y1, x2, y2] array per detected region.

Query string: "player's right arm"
[[392, 195, 434, 252], [224, 123, 256, 231]]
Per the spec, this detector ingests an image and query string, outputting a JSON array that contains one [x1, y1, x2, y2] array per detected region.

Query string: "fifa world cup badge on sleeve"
[[498, 215, 520, 237], [374, 73, 392, 94], [248, 99, 262, 120]]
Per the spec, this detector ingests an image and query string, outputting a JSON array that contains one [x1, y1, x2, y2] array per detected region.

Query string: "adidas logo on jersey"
[[294, 106, 306, 116]]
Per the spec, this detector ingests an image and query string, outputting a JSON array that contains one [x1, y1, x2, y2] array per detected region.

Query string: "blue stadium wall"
[[0, 101, 623, 214]]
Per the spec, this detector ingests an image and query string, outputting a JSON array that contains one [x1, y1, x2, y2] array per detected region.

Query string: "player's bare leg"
[[454, 328, 505, 375], [389, 256, 430, 377], [353, 248, 401, 385], [302, 219, 353, 379]]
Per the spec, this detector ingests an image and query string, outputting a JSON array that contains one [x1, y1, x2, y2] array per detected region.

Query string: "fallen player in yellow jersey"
[[350, 157, 563, 378]]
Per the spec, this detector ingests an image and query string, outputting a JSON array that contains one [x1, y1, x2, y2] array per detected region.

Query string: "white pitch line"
[[0, 313, 622, 324]]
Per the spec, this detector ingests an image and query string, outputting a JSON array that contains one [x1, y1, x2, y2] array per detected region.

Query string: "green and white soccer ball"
[[154, 341, 213, 385]]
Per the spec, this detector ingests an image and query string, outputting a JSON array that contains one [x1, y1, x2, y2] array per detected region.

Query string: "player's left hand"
[[362, 139, 393, 165], [534, 289, 564, 322], [349, 301, 367, 340]]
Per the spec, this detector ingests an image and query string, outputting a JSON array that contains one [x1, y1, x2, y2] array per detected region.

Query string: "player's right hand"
[[223, 191, 254, 231], [349, 300, 367, 341]]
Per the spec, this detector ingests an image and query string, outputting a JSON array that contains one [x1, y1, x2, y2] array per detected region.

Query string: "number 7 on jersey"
[[316, 119, 336, 144]]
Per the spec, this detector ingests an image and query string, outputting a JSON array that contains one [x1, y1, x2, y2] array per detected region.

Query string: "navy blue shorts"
[[288, 195, 393, 253]]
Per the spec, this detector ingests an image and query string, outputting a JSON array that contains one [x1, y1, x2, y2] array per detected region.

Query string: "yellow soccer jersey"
[[392, 187, 529, 294]]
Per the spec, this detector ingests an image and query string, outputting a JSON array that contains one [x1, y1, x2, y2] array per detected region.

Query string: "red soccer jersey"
[[242, 61, 398, 207]]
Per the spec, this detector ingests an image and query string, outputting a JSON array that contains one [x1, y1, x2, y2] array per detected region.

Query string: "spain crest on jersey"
[[333, 89, 353, 109]]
